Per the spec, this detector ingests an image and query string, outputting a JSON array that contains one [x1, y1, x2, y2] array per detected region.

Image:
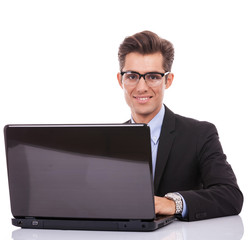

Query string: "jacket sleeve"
[[178, 122, 243, 221]]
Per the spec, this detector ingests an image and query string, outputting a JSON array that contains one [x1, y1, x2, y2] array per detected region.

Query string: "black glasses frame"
[[121, 71, 170, 80]]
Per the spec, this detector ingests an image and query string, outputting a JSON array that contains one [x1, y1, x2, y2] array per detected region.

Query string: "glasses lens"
[[123, 72, 139, 85], [145, 73, 163, 86]]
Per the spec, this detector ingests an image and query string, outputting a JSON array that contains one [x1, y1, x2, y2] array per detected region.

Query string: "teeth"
[[138, 97, 149, 100]]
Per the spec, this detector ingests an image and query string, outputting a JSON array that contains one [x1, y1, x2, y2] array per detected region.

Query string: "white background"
[[0, 0, 247, 239]]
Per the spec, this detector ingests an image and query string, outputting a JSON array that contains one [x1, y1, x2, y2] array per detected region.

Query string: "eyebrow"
[[122, 70, 164, 74]]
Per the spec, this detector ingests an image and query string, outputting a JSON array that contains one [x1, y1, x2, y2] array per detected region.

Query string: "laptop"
[[4, 124, 175, 231]]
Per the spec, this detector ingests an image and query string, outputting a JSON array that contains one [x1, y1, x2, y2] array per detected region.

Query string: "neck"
[[131, 105, 163, 124], [132, 115, 152, 124]]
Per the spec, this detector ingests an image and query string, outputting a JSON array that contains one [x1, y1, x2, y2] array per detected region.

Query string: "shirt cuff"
[[177, 192, 188, 218]]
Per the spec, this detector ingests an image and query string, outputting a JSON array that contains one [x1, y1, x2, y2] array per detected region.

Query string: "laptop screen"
[[5, 124, 155, 220]]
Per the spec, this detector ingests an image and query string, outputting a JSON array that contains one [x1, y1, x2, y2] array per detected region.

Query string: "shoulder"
[[166, 107, 218, 137], [124, 120, 131, 124], [175, 113, 216, 129], [167, 110, 222, 157]]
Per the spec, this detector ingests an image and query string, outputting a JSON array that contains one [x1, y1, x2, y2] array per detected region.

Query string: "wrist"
[[164, 192, 183, 215]]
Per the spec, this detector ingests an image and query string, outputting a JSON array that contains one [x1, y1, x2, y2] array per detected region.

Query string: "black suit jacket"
[[128, 105, 243, 221]]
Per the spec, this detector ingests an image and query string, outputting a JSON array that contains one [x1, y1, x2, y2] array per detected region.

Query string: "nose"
[[136, 77, 149, 93]]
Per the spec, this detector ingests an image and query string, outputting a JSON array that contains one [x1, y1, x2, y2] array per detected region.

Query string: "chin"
[[134, 108, 155, 117]]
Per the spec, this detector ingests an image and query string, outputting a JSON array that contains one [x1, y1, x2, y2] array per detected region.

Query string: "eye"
[[146, 74, 162, 80], [125, 73, 138, 80]]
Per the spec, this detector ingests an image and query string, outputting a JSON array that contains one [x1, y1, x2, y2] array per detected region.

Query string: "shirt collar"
[[131, 105, 165, 144]]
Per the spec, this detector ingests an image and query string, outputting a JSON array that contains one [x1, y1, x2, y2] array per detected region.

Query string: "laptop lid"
[[5, 124, 156, 221]]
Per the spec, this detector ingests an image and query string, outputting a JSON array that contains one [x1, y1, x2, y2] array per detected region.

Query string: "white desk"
[[11, 215, 243, 240]]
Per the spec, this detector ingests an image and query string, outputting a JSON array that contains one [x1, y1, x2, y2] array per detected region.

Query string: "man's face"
[[117, 52, 173, 123]]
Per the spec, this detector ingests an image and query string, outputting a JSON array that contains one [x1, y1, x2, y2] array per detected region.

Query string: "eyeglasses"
[[121, 71, 170, 87]]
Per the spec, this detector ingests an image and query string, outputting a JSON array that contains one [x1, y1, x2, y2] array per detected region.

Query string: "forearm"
[[179, 184, 243, 221]]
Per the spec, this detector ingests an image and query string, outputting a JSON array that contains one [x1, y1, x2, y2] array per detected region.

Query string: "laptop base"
[[12, 216, 176, 232]]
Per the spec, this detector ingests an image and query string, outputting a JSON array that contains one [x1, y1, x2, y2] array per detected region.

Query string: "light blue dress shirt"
[[146, 106, 165, 179], [131, 105, 187, 218], [131, 106, 164, 179]]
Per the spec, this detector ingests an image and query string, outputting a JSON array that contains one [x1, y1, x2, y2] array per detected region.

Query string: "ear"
[[165, 73, 174, 89], [117, 72, 123, 89]]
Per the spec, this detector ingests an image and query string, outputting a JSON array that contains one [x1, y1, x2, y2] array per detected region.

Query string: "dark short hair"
[[118, 31, 174, 72]]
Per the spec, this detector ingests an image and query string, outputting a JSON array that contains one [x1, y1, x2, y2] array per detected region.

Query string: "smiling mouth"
[[134, 96, 152, 102]]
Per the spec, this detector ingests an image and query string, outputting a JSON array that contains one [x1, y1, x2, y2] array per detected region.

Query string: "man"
[[117, 31, 243, 221]]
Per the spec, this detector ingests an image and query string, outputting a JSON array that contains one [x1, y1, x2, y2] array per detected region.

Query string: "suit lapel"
[[154, 106, 176, 194]]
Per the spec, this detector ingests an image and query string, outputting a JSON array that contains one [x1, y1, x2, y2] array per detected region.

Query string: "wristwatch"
[[164, 192, 183, 214]]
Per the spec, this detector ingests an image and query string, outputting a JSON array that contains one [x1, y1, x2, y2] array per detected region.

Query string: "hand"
[[154, 196, 176, 215]]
